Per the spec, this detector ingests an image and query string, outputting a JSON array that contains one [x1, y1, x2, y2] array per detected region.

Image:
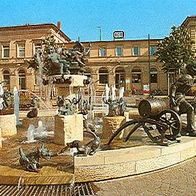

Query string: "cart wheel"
[[157, 109, 181, 138]]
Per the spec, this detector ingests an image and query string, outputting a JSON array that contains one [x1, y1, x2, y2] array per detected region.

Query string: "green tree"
[[156, 26, 195, 77]]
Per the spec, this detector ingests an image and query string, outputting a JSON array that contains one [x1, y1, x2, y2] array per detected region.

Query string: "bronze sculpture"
[[103, 97, 126, 117], [0, 81, 13, 114], [57, 95, 81, 115], [107, 98, 182, 146], [169, 63, 196, 136], [19, 144, 55, 172], [47, 46, 70, 75], [27, 36, 90, 79], [61, 130, 100, 156]]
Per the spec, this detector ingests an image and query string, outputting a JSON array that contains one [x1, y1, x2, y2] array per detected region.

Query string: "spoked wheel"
[[157, 109, 182, 139], [107, 119, 142, 145]]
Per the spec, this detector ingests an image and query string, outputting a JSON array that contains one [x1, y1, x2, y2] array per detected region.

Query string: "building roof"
[[66, 38, 163, 44], [0, 23, 71, 41], [181, 16, 196, 27]]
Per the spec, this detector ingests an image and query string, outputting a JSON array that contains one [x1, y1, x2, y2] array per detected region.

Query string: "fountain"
[[14, 87, 21, 126], [34, 120, 48, 138], [26, 124, 36, 143], [2, 35, 195, 189], [23, 36, 90, 146], [102, 84, 126, 139]]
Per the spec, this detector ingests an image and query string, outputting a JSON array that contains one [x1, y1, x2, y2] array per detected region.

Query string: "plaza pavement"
[[95, 156, 196, 196]]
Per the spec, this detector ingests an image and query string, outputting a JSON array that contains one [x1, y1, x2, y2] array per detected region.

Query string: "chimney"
[[57, 21, 61, 29]]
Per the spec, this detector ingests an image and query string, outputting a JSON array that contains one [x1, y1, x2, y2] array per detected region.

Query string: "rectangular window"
[[17, 44, 25, 57], [132, 46, 140, 56], [150, 46, 157, 55], [34, 43, 41, 54], [99, 47, 106, 57], [115, 46, 123, 56], [2, 45, 10, 58]]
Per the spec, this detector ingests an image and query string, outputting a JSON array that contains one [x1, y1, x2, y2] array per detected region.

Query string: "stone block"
[[54, 114, 83, 145], [180, 147, 196, 161], [68, 75, 87, 87], [161, 138, 194, 155], [0, 114, 17, 137], [102, 116, 126, 139], [104, 146, 161, 164], [193, 138, 196, 148], [0, 128, 2, 148], [75, 161, 136, 182], [136, 152, 181, 174], [74, 155, 105, 166]]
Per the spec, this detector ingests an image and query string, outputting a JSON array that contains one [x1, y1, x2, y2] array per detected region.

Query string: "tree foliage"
[[156, 26, 195, 74]]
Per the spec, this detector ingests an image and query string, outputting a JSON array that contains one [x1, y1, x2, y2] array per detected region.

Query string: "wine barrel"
[[138, 98, 167, 117]]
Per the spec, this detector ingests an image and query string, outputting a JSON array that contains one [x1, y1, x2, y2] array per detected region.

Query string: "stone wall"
[[0, 114, 17, 137], [74, 136, 196, 182]]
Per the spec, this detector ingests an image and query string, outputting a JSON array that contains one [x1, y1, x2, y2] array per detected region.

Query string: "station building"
[[0, 16, 195, 96], [79, 38, 165, 95]]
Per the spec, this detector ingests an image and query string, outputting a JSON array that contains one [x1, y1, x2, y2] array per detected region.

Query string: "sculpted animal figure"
[[19, 144, 54, 172], [60, 130, 100, 156]]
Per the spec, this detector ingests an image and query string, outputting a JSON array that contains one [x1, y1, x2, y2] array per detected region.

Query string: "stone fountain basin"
[[0, 135, 195, 185], [74, 136, 196, 182]]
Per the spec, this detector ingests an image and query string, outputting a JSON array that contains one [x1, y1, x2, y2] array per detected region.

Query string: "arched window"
[[3, 70, 10, 90], [18, 69, 26, 89], [132, 68, 141, 83], [99, 67, 108, 84], [115, 67, 125, 88], [150, 68, 158, 83]]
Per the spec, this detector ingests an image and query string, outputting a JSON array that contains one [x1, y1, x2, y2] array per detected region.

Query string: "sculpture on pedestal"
[[103, 85, 126, 117], [0, 81, 13, 115], [47, 46, 70, 75], [27, 35, 90, 81], [57, 94, 81, 115]]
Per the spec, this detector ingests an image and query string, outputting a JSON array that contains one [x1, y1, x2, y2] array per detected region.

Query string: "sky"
[[0, 0, 195, 41]]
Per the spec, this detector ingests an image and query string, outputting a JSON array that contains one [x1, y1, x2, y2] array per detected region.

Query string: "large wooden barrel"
[[138, 98, 167, 117]]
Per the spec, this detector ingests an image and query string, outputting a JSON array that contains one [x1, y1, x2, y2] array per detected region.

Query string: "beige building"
[[79, 16, 196, 95], [65, 39, 166, 95], [0, 16, 195, 96], [0, 23, 70, 91], [182, 16, 196, 55]]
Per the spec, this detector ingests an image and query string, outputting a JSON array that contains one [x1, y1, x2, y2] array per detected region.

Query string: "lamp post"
[[148, 34, 151, 93], [97, 26, 102, 41]]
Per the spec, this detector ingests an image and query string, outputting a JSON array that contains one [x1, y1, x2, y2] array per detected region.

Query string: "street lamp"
[[97, 26, 102, 41], [148, 34, 151, 93]]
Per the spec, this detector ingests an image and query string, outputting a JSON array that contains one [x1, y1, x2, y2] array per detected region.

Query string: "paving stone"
[[95, 157, 196, 196]]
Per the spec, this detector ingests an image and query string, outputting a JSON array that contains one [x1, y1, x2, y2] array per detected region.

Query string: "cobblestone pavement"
[[95, 157, 196, 196]]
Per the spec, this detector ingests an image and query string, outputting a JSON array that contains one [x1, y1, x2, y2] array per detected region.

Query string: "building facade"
[[0, 16, 195, 96], [0, 23, 70, 91], [81, 16, 196, 95], [65, 39, 166, 95]]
